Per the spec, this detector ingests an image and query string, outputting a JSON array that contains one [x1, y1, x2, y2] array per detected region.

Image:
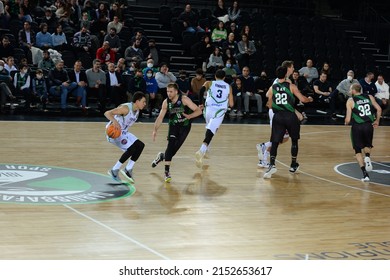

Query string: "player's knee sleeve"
[[203, 129, 214, 145], [130, 140, 145, 161], [291, 139, 298, 157]]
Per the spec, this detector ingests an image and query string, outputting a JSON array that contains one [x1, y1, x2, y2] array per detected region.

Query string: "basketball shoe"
[[256, 143, 266, 160], [257, 160, 269, 168], [263, 165, 277, 179], [361, 175, 370, 182], [165, 171, 171, 183], [289, 162, 300, 173], [152, 152, 164, 168], [364, 156, 372, 172], [120, 169, 134, 183], [107, 169, 120, 182], [195, 150, 205, 168]]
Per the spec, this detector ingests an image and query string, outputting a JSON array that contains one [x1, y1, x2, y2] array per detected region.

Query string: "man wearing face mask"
[[103, 27, 121, 54], [41, 9, 58, 34], [329, 70, 359, 119], [143, 39, 160, 67], [142, 59, 158, 76], [144, 68, 160, 117]]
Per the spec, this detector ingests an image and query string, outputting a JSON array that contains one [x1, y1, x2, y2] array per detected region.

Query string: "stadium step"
[[160, 49, 185, 56], [140, 23, 163, 30], [144, 29, 172, 37], [148, 35, 174, 43]]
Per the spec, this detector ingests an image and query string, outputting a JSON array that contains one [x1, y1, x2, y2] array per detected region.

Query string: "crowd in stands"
[[0, 0, 389, 119]]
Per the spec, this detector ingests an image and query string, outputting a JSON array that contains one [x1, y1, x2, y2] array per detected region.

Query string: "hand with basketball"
[[106, 122, 121, 139]]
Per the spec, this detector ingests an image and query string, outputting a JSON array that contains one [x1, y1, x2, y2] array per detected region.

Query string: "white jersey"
[[205, 80, 230, 118], [106, 102, 140, 151]]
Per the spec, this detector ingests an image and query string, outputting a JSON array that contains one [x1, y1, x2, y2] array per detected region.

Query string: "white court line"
[[276, 161, 390, 198], [374, 162, 390, 168], [333, 163, 390, 187], [63, 204, 170, 260]]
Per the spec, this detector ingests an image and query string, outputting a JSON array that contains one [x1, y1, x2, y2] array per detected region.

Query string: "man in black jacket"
[[106, 62, 127, 107], [68, 60, 88, 114]]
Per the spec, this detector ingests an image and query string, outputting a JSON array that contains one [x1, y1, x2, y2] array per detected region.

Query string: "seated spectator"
[[0, 60, 16, 113], [176, 70, 190, 96], [359, 72, 377, 96], [104, 27, 121, 55], [191, 68, 206, 103], [142, 58, 158, 75], [228, 1, 241, 24], [95, 2, 110, 22], [329, 70, 359, 119], [51, 24, 68, 51], [36, 23, 53, 50], [299, 59, 319, 84], [55, 0, 72, 25], [318, 62, 333, 86], [236, 33, 256, 69], [80, 12, 91, 31], [106, 62, 126, 107], [240, 66, 262, 116], [91, 13, 109, 44], [290, 69, 310, 119], [191, 34, 213, 71], [222, 48, 239, 74], [5, 56, 17, 73], [155, 62, 176, 101], [222, 32, 238, 56], [178, 4, 204, 34], [143, 39, 161, 68], [72, 24, 92, 55], [0, 36, 14, 61], [214, 0, 229, 23], [68, 60, 88, 114], [255, 71, 271, 103], [48, 60, 77, 113], [86, 59, 107, 112], [14, 64, 32, 108], [41, 8, 58, 34], [124, 39, 144, 67], [109, 2, 123, 22], [115, 57, 127, 74], [240, 25, 254, 41], [206, 46, 224, 73], [107, 15, 122, 35], [313, 72, 332, 105], [96, 41, 116, 69], [38, 50, 55, 71], [211, 21, 227, 45], [128, 68, 146, 101], [130, 30, 148, 52], [18, 21, 35, 63], [82, 1, 97, 24], [228, 22, 240, 40], [222, 58, 237, 84], [144, 68, 161, 116], [20, 0, 33, 23], [229, 77, 243, 117], [375, 74, 390, 117], [32, 69, 48, 110]]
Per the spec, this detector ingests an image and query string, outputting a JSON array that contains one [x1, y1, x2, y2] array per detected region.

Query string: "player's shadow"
[[150, 172, 188, 214], [185, 166, 227, 199]]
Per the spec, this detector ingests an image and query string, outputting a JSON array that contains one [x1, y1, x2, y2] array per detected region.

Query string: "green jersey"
[[271, 81, 295, 113], [168, 94, 192, 126], [351, 94, 375, 124]]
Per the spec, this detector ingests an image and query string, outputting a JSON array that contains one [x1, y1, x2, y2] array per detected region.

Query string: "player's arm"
[[152, 99, 168, 141], [344, 98, 353, 125], [368, 95, 382, 128], [265, 86, 273, 108], [199, 81, 211, 106], [104, 105, 129, 129], [182, 95, 202, 119], [291, 83, 313, 103], [228, 85, 234, 108]]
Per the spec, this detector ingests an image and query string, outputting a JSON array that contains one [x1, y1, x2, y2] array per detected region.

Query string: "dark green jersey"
[[351, 94, 375, 124], [271, 81, 295, 113], [167, 94, 192, 126]]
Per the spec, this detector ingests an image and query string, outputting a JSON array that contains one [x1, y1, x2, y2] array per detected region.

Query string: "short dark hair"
[[195, 68, 204, 75], [281, 60, 294, 68], [215, 69, 226, 79], [132, 91, 146, 103], [276, 66, 287, 79]]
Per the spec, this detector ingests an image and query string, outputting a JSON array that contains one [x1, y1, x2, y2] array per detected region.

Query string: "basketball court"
[[0, 120, 389, 260]]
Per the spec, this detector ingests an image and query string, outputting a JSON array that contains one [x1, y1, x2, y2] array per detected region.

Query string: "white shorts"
[[204, 107, 226, 134], [107, 130, 138, 151]]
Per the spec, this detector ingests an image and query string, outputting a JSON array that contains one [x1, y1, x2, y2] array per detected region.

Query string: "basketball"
[[106, 124, 121, 139]]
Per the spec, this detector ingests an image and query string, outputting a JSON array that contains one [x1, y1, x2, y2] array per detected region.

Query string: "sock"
[[165, 165, 170, 173], [270, 156, 276, 166], [200, 143, 208, 154], [361, 166, 368, 177], [126, 160, 135, 171], [291, 157, 297, 165], [113, 161, 122, 170], [265, 141, 272, 149], [365, 153, 370, 157]]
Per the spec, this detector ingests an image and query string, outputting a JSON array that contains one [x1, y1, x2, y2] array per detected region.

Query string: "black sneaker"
[[289, 162, 300, 173], [120, 169, 134, 183], [151, 152, 164, 168]]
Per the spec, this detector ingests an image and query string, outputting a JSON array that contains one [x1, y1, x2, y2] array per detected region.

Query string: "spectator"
[[82, 0, 97, 23], [86, 59, 107, 112], [31, 69, 48, 110], [176, 70, 190, 96], [228, 1, 241, 23], [222, 48, 239, 74], [206, 46, 224, 73], [115, 57, 127, 74], [143, 39, 161, 68], [14, 64, 32, 108], [255, 71, 271, 104], [0, 36, 14, 61], [128, 68, 146, 101], [240, 25, 254, 41], [313, 72, 332, 105], [36, 23, 53, 49], [191, 34, 213, 71], [240, 66, 262, 116], [104, 27, 121, 54], [375, 74, 390, 117], [41, 8, 58, 34], [236, 33, 256, 69], [191, 68, 206, 103], [318, 62, 333, 86], [130, 30, 148, 52], [0, 60, 15, 113], [106, 62, 126, 107], [19, 0, 33, 23], [222, 32, 238, 56], [228, 22, 240, 39], [96, 41, 116, 68], [214, 0, 228, 23], [95, 2, 109, 21], [72, 24, 92, 54], [142, 58, 158, 76], [211, 20, 227, 45], [4, 56, 17, 73], [359, 72, 377, 96], [223, 58, 237, 82], [80, 12, 91, 31], [91, 13, 109, 44], [38, 49, 55, 70], [299, 59, 319, 84], [178, 4, 204, 34], [106, 15, 122, 34], [144, 67, 160, 116], [124, 39, 144, 67], [67, 60, 88, 114], [109, 2, 123, 22], [51, 24, 68, 52], [18, 21, 35, 63], [229, 77, 243, 117], [48, 60, 77, 113], [155, 62, 176, 101]]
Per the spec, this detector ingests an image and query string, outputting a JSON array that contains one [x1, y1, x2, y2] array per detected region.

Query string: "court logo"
[[0, 164, 135, 205], [334, 162, 390, 186]]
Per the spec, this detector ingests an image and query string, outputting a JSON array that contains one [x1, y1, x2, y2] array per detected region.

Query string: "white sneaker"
[[195, 150, 204, 168], [257, 160, 269, 168], [361, 176, 370, 182], [256, 143, 266, 160], [263, 165, 277, 179], [364, 156, 372, 172]]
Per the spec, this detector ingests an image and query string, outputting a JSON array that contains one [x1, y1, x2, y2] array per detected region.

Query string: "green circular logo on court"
[[0, 164, 135, 205]]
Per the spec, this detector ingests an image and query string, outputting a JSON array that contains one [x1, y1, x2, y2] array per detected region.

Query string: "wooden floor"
[[0, 120, 389, 260]]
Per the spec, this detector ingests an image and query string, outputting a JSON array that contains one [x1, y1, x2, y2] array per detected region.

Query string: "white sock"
[[265, 141, 272, 149], [264, 151, 270, 162], [200, 143, 208, 154], [113, 161, 122, 170], [126, 160, 135, 171]]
